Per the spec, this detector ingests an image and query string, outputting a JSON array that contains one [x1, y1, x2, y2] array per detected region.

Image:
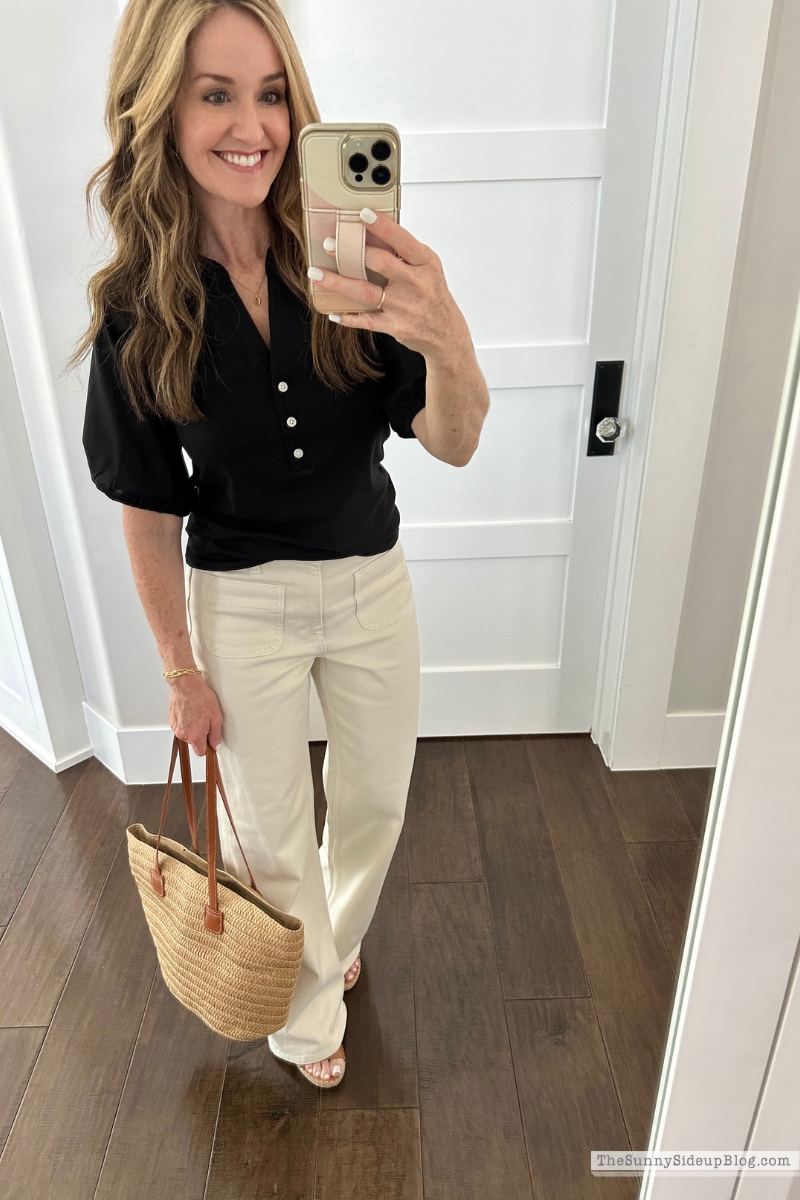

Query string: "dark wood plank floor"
[[0, 728, 712, 1199]]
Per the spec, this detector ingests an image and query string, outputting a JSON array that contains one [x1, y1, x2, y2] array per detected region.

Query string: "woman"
[[74, 0, 489, 1088]]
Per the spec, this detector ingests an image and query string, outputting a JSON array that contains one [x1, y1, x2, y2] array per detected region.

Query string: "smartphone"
[[298, 122, 401, 315]]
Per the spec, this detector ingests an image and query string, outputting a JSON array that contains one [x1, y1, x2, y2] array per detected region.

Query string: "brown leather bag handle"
[[178, 739, 199, 852], [149, 736, 264, 933]]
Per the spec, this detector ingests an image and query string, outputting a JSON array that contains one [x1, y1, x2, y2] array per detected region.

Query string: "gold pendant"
[[253, 295, 262, 305]]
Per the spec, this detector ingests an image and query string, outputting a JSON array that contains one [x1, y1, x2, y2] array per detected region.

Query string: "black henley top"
[[82, 245, 427, 570]]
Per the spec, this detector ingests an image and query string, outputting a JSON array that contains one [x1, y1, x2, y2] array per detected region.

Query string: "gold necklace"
[[226, 266, 267, 306]]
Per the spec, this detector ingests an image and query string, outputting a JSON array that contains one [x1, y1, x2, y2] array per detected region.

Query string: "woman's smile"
[[213, 148, 268, 173]]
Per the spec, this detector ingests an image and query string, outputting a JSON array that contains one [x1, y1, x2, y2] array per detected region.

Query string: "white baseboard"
[[83, 698, 725, 783], [0, 712, 92, 773], [82, 702, 171, 783], [82, 686, 330, 784], [659, 710, 725, 768]]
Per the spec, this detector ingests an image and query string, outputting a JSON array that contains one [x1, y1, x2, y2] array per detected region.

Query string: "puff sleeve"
[[82, 312, 195, 516], [377, 333, 427, 439]]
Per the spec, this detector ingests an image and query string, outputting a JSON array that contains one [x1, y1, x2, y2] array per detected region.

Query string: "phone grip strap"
[[335, 211, 368, 280]]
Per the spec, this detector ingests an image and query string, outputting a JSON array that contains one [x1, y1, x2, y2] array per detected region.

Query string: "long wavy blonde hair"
[[67, 0, 382, 422]]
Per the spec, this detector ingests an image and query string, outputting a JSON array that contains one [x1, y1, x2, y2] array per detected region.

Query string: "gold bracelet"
[[163, 667, 203, 679]]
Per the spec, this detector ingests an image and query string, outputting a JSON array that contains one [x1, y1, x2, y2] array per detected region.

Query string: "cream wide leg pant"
[[186, 535, 420, 1064]]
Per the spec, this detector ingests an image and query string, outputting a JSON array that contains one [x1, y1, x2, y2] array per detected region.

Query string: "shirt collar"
[[201, 245, 309, 369]]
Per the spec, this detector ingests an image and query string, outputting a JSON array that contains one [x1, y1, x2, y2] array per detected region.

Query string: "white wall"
[[668, 0, 800, 715], [0, 311, 89, 769], [0, 0, 180, 773]]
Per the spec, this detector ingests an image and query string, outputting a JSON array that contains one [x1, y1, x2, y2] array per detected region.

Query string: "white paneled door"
[[294, 0, 673, 734]]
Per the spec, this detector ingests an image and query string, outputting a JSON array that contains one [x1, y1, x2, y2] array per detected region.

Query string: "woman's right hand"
[[167, 674, 223, 756]]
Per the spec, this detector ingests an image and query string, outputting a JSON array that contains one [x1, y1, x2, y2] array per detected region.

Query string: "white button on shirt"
[[278, 381, 289, 392], [293, 448, 304, 458], [286, 416, 297, 427]]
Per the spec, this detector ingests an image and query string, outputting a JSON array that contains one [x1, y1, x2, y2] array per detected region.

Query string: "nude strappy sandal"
[[295, 956, 359, 1088], [297, 1046, 346, 1088]]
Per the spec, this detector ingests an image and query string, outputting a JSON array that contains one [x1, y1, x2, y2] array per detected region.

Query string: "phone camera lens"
[[348, 152, 369, 173], [371, 140, 392, 161], [371, 165, 391, 185]]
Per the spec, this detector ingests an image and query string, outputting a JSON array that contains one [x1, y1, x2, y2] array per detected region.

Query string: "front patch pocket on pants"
[[200, 573, 285, 657], [354, 556, 415, 630]]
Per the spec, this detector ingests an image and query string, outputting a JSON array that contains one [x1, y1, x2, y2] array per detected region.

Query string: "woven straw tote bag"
[[126, 736, 304, 1041]]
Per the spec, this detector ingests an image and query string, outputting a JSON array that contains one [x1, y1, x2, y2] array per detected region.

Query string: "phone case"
[[298, 123, 401, 315]]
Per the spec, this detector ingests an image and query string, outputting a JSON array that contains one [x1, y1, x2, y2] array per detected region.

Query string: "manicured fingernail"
[[360, 207, 378, 224], [328, 313, 341, 323], [332, 1064, 342, 1076], [323, 236, 336, 252], [307, 266, 324, 281]]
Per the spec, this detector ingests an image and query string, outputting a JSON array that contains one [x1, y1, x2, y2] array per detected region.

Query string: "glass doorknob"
[[595, 416, 622, 443]]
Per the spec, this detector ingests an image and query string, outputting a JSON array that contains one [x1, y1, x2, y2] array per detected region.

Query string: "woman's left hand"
[[308, 208, 472, 363]]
